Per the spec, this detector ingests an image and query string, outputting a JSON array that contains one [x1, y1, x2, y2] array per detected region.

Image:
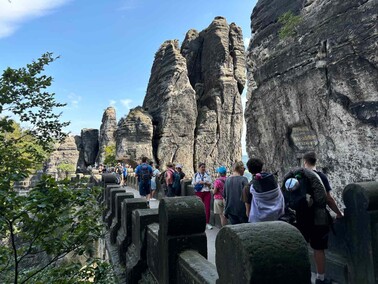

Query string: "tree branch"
[[19, 251, 70, 284]]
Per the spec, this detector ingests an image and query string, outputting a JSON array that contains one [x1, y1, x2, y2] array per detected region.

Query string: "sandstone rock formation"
[[46, 135, 80, 177], [75, 135, 86, 170], [181, 17, 246, 172], [115, 106, 153, 163], [245, 0, 378, 193], [143, 40, 197, 174], [79, 128, 99, 167], [96, 107, 117, 165]]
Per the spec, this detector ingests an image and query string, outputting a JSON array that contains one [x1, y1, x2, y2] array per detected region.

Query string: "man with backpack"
[[172, 164, 185, 196], [282, 152, 343, 284], [135, 157, 153, 200]]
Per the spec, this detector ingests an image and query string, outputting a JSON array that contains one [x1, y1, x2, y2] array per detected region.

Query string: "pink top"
[[213, 176, 227, 200]]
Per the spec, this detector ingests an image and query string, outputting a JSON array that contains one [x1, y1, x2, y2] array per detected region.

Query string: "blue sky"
[[0, 0, 257, 153]]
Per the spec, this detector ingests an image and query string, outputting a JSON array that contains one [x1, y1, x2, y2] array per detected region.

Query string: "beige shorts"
[[214, 199, 225, 214]]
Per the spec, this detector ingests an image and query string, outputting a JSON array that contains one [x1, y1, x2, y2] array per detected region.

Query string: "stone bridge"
[[94, 173, 378, 284]]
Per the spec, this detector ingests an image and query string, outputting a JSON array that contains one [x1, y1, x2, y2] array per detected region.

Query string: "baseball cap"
[[216, 166, 227, 174], [176, 164, 183, 169]]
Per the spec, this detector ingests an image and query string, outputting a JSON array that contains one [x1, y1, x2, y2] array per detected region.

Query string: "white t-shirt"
[[192, 172, 212, 192]]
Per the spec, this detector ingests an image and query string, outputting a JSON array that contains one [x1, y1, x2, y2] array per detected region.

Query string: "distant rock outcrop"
[[245, 0, 378, 192], [182, 17, 246, 171], [46, 136, 80, 177], [96, 107, 117, 165], [143, 40, 197, 173], [79, 129, 99, 167], [115, 107, 154, 163]]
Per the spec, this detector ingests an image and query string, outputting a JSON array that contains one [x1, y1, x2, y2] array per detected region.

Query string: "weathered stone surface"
[[177, 250, 218, 284], [182, 17, 246, 172], [216, 222, 310, 284], [97, 107, 117, 165], [115, 107, 153, 162], [245, 0, 378, 193], [143, 40, 197, 173], [79, 128, 99, 167], [74, 135, 85, 170], [46, 136, 80, 177], [158, 197, 207, 284]]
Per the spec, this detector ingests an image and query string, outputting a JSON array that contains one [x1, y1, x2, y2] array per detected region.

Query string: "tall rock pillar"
[[181, 17, 246, 172], [97, 107, 117, 165], [143, 40, 197, 175]]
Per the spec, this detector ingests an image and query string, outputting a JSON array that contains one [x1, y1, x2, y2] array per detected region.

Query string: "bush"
[[278, 11, 302, 39]]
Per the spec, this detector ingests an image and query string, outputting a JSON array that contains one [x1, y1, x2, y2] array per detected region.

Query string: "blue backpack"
[[140, 164, 151, 183]]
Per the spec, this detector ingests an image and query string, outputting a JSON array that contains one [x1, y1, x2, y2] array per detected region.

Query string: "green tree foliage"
[[0, 54, 114, 283], [278, 11, 302, 39], [103, 144, 116, 165], [57, 163, 76, 178]]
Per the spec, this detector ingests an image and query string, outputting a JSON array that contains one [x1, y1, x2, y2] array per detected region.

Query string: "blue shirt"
[[135, 163, 153, 183]]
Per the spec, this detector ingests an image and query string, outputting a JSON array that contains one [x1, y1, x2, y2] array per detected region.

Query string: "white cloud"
[[0, 0, 71, 38], [243, 37, 250, 49], [109, 100, 117, 108], [120, 98, 133, 109], [67, 92, 82, 109]]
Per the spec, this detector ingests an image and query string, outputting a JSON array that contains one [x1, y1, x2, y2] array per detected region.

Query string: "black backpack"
[[172, 172, 181, 190], [281, 169, 315, 225], [140, 164, 151, 183], [159, 170, 167, 185]]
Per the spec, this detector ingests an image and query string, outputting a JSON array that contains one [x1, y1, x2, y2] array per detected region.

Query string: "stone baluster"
[[216, 221, 311, 283], [116, 198, 148, 264], [158, 196, 207, 284]]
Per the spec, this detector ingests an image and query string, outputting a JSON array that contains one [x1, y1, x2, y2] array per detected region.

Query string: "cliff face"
[[181, 17, 246, 172], [245, 0, 378, 192], [46, 136, 80, 176], [79, 128, 99, 167], [143, 40, 198, 174], [115, 107, 153, 162], [96, 107, 117, 165]]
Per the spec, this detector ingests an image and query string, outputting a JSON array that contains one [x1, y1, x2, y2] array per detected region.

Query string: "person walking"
[[150, 163, 160, 200], [165, 163, 176, 197], [135, 157, 153, 201], [192, 163, 213, 230], [302, 152, 343, 284], [243, 158, 284, 223], [172, 164, 185, 196], [213, 166, 228, 227], [224, 161, 249, 225]]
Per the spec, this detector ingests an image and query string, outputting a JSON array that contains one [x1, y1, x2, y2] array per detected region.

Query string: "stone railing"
[[311, 182, 378, 284], [98, 174, 311, 283], [97, 174, 378, 283]]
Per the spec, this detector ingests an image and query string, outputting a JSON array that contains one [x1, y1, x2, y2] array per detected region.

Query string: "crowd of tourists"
[[100, 152, 343, 284]]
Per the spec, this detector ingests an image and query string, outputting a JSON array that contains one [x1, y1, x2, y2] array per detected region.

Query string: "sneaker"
[[315, 278, 331, 284], [150, 198, 156, 201], [206, 224, 213, 230]]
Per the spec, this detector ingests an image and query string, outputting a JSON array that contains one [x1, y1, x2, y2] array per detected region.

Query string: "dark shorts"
[[139, 181, 151, 196], [297, 224, 329, 250]]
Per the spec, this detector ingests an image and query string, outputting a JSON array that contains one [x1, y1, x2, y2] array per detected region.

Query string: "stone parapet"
[[315, 181, 378, 284], [216, 222, 311, 283]]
